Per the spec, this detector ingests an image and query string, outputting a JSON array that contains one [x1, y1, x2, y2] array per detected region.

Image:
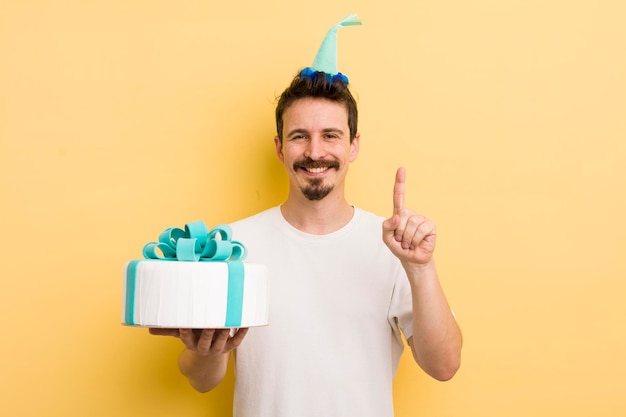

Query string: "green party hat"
[[309, 14, 362, 76]]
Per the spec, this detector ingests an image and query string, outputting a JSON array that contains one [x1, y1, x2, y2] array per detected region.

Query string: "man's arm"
[[404, 260, 462, 381], [150, 328, 248, 392], [382, 167, 462, 381]]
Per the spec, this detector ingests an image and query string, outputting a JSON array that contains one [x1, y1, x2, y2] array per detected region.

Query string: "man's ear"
[[349, 132, 360, 162], [274, 136, 284, 163]]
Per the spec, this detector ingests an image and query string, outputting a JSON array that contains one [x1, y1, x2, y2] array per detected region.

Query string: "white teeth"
[[306, 167, 328, 173]]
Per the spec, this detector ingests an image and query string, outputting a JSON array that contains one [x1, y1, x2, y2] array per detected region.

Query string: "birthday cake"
[[122, 221, 269, 328]]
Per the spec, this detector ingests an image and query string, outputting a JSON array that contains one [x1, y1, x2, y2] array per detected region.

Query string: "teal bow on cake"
[[142, 221, 247, 262]]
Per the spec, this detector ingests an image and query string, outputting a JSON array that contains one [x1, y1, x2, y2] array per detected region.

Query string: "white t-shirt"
[[230, 206, 413, 417]]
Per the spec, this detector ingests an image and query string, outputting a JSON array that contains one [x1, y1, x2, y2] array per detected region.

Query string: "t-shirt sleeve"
[[388, 261, 414, 342]]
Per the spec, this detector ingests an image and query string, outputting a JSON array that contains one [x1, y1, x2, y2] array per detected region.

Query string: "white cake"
[[122, 221, 269, 328]]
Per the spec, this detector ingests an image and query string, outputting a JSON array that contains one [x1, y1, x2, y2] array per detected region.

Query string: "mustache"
[[293, 157, 340, 170]]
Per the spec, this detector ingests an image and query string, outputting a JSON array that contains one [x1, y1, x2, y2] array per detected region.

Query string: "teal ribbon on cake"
[[125, 221, 247, 327], [142, 221, 247, 263]]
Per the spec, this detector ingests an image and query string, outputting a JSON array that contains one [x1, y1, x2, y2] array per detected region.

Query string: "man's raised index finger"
[[393, 167, 406, 213]]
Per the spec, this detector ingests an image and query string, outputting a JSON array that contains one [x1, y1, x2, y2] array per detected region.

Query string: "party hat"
[[309, 14, 362, 76]]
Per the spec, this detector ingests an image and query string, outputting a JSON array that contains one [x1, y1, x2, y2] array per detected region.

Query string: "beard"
[[293, 157, 340, 201], [301, 178, 334, 201]]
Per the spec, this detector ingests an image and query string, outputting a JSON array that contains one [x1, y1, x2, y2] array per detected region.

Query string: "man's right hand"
[[149, 328, 249, 356], [149, 327, 249, 392]]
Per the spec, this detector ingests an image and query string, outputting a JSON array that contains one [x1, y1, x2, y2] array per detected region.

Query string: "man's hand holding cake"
[[149, 328, 249, 392]]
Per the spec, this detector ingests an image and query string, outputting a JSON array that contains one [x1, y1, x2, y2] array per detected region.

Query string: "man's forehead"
[[283, 98, 348, 120]]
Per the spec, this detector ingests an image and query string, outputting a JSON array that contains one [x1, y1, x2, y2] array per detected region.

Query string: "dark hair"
[[275, 70, 358, 142]]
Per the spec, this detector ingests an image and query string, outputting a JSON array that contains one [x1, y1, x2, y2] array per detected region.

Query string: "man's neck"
[[280, 192, 354, 235]]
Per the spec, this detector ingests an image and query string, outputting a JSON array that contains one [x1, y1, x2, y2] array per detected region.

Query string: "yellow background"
[[1, 0, 625, 416]]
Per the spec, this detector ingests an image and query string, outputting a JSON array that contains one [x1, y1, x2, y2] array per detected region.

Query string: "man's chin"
[[301, 185, 334, 201]]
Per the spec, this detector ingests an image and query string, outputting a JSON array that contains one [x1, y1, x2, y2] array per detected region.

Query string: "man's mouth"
[[305, 166, 330, 174], [294, 158, 339, 174]]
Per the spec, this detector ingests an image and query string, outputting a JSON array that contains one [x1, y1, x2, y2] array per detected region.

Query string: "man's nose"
[[304, 137, 326, 160]]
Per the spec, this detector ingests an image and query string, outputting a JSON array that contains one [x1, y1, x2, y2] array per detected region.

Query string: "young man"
[[151, 69, 462, 416], [150, 15, 462, 416]]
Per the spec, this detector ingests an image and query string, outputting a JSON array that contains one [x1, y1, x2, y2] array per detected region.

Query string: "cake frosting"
[[122, 221, 269, 328]]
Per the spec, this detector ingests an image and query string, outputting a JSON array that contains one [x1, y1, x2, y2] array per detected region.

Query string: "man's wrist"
[[402, 258, 437, 282]]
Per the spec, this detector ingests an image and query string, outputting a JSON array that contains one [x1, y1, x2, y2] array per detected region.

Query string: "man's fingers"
[[383, 168, 438, 263], [393, 167, 406, 214], [382, 214, 400, 243], [149, 327, 247, 356], [148, 328, 180, 337], [228, 328, 249, 349], [208, 329, 231, 354], [179, 328, 201, 350]]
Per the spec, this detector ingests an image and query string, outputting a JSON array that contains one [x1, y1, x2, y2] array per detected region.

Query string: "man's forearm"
[[404, 259, 462, 381]]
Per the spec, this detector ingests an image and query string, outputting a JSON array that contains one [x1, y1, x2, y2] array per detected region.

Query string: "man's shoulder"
[[230, 206, 280, 231], [353, 206, 386, 227]]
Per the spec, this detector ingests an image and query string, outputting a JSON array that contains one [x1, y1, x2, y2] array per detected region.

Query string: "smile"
[[294, 158, 340, 175], [305, 167, 330, 174]]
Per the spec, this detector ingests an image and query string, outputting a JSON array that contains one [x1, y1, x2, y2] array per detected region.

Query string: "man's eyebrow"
[[286, 128, 309, 137], [321, 128, 345, 135], [286, 127, 346, 137]]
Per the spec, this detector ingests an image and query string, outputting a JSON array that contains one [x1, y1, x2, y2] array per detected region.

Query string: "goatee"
[[301, 179, 334, 201]]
